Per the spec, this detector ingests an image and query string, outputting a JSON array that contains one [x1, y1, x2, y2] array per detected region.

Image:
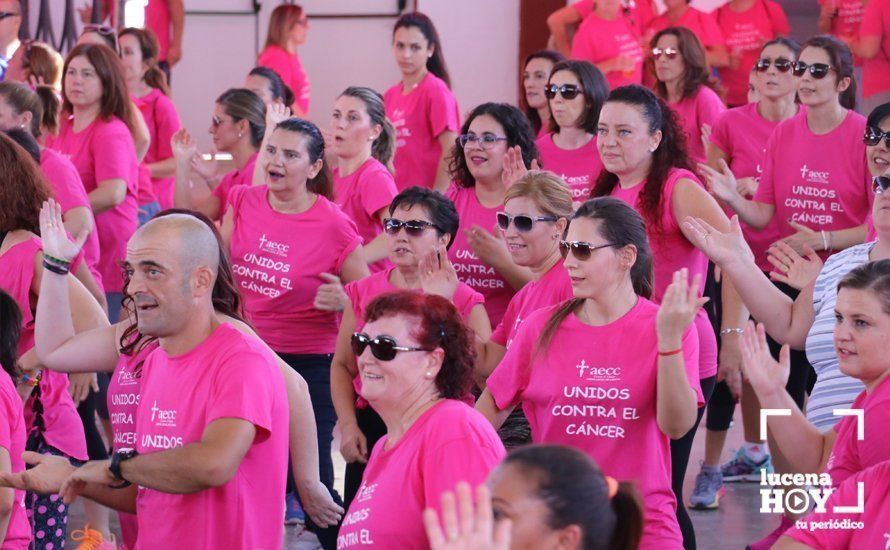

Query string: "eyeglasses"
[[874, 176, 890, 195], [559, 240, 618, 261], [211, 115, 225, 128], [754, 58, 794, 73], [864, 126, 890, 148], [792, 61, 836, 79], [544, 83, 582, 100], [351, 332, 433, 361], [496, 212, 558, 232], [83, 24, 116, 36], [383, 218, 441, 236], [651, 47, 679, 60], [457, 133, 508, 150], [0, 11, 20, 21]]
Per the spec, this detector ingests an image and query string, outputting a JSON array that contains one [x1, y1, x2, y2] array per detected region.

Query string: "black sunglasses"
[[496, 212, 558, 232], [864, 126, 890, 148], [544, 83, 581, 100], [351, 332, 433, 361], [559, 240, 618, 261], [383, 218, 440, 237], [792, 61, 836, 79], [873, 176, 890, 195], [755, 58, 793, 73]]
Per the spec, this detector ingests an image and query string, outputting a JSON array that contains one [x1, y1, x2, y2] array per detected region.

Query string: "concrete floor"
[[66, 416, 782, 549]]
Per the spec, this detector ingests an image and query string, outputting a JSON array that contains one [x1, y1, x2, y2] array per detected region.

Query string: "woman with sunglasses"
[[220, 118, 367, 549], [0, 135, 108, 550], [704, 35, 870, 261], [258, 4, 311, 116], [331, 86, 399, 272], [385, 12, 459, 192], [477, 197, 704, 549], [447, 102, 539, 328], [650, 27, 726, 165], [336, 291, 505, 549], [331, 186, 489, 510], [47, 43, 141, 322], [715, 0, 790, 107], [689, 37, 802, 512], [569, 0, 645, 90], [591, 84, 741, 549], [522, 50, 566, 139], [684, 102, 890, 546], [171, 88, 265, 222], [535, 60, 608, 202], [120, 27, 181, 217], [644, 0, 728, 69]]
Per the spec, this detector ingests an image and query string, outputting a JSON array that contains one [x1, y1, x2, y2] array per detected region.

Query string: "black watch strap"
[[109, 449, 138, 487]]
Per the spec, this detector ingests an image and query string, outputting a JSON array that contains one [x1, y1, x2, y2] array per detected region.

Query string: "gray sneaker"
[[689, 462, 724, 510]]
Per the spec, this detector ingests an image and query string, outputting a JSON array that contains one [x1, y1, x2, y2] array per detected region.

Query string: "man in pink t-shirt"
[[36, 215, 289, 549]]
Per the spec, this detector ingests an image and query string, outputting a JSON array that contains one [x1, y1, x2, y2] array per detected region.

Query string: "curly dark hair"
[[649, 26, 723, 102], [0, 132, 52, 233], [449, 102, 539, 189], [589, 85, 692, 233], [119, 209, 248, 356], [363, 291, 475, 400]]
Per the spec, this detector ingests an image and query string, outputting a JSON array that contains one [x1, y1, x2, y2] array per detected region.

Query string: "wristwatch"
[[109, 448, 139, 488]]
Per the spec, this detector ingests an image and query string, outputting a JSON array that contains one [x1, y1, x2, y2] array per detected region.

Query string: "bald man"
[[51, 215, 289, 548]]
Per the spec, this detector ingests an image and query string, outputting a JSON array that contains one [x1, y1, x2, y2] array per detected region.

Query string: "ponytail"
[[248, 66, 296, 107], [339, 86, 396, 172], [119, 27, 170, 96], [393, 12, 452, 88], [35, 86, 59, 137], [609, 482, 645, 550]]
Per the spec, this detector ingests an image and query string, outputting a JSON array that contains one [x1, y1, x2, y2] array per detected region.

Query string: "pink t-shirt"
[[40, 147, 102, 286], [345, 267, 485, 409], [709, 102, 788, 270], [47, 116, 139, 293], [646, 8, 725, 47], [490, 261, 573, 348], [257, 44, 311, 114], [785, 461, 890, 549], [334, 157, 398, 273], [669, 86, 726, 165], [0, 238, 88, 462], [486, 300, 703, 549], [826, 376, 890, 486], [573, 0, 657, 34], [820, 0, 865, 65], [108, 340, 157, 550], [384, 73, 460, 191], [0, 369, 30, 549], [144, 0, 170, 61], [716, 0, 790, 106], [228, 185, 362, 354], [211, 153, 258, 220], [135, 324, 288, 550], [860, 0, 890, 99], [134, 88, 181, 210], [609, 168, 718, 378], [446, 185, 515, 328], [571, 12, 644, 90], [337, 400, 505, 549], [754, 110, 872, 259], [535, 133, 603, 200]]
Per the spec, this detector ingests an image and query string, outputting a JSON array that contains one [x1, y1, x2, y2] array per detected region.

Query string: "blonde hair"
[[504, 171, 574, 219]]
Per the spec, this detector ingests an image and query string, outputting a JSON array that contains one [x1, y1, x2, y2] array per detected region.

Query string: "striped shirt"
[[804, 242, 873, 432]]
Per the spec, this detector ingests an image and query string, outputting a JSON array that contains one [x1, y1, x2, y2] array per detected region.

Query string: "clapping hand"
[[656, 269, 708, 346], [419, 247, 459, 300], [40, 199, 87, 263], [683, 215, 754, 267], [423, 482, 511, 550], [767, 241, 823, 290], [739, 321, 790, 402]]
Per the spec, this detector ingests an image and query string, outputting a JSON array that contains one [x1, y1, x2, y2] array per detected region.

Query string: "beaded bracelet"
[[42, 259, 70, 275], [20, 371, 41, 387], [43, 253, 72, 267]]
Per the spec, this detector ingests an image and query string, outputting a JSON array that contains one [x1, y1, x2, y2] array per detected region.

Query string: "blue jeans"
[[138, 201, 161, 226]]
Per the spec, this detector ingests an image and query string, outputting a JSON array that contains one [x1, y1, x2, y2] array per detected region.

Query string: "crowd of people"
[[0, 0, 888, 548]]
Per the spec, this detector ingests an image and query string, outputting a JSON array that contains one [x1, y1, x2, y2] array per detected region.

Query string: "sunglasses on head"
[[383, 218, 440, 237], [559, 240, 618, 261], [755, 58, 793, 73], [651, 47, 678, 60], [496, 212, 558, 232], [457, 133, 508, 150], [874, 176, 890, 195], [864, 126, 890, 148], [792, 61, 836, 79], [351, 332, 433, 361], [83, 24, 115, 36], [544, 83, 581, 100]]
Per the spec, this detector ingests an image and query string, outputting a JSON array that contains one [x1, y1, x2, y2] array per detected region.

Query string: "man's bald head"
[[136, 214, 220, 280]]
